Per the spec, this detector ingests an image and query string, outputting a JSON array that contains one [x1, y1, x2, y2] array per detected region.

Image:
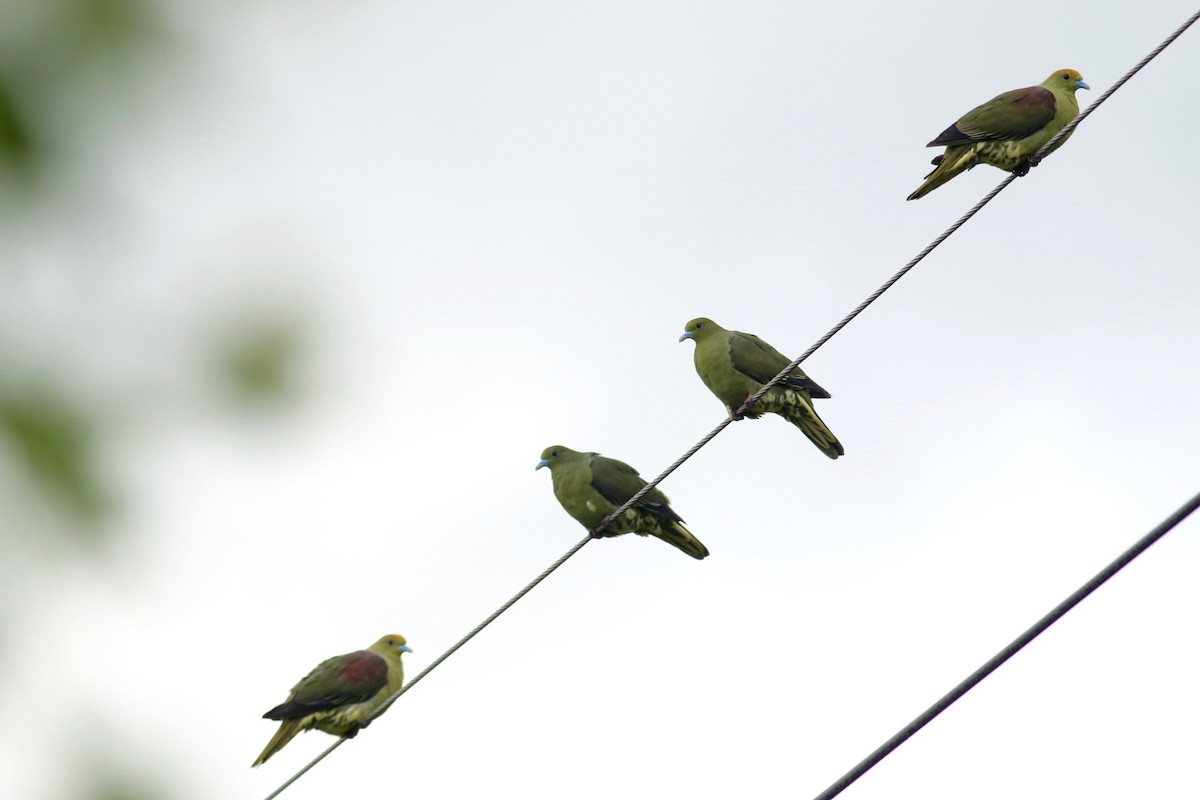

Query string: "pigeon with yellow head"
[[253, 634, 411, 766], [908, 69, 1089, 200]]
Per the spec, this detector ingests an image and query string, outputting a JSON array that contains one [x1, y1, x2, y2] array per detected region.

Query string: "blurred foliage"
[[0, 380, 109, 527], [71, 0, 162, 55], [0, 0, 164, 193], [0, 0, 162, 530], [217, 319, 305, 407], [90, 778, 165, 800], [0, 2, 310, 796], [64, 753, 175, 800], [0, 73, 36, 185]]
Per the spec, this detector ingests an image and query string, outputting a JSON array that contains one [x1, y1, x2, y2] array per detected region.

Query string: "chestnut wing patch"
[[264, 651, 388, 720]]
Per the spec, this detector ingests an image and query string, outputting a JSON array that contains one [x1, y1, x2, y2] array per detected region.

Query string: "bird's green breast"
[[695, 335, 758, 410], [551, 459, 612, 528]]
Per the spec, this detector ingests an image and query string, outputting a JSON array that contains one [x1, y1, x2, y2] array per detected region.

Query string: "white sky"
[[2, 1, 1199, 798]]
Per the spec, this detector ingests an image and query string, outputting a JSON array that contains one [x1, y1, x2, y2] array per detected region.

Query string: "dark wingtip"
[[927, 123, 966, 148], [263, 701, 306, 720]]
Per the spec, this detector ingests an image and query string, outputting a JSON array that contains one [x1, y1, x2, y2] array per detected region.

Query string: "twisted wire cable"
[[264, 10, 1198, 796]]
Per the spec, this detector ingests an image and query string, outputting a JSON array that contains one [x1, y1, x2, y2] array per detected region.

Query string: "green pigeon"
[[537, 445, 709, 560], [907, 69, 1089, 200], [680, 317, 843, 459], [253, 634, 411, 766]]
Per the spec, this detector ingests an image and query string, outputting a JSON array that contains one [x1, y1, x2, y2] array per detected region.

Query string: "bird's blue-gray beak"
[[535, 459, 550, 470], [399, 644, 413, 654], [679, 331, 693, 342], [1076, 80, 1090, 91]]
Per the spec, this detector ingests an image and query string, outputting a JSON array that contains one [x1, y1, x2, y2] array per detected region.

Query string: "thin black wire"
[[592, 171, 1013, 528], [806, 20, 1200, 796], [603, 5, 1200, 522], [262, 537, 590, 800], [264, 11, 1198, 797], [811, 487, 1200, 800]]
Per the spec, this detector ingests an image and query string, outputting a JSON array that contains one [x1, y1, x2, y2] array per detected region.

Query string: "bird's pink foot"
[[590, 516, 613, 538], [731, 394, 758, 420]]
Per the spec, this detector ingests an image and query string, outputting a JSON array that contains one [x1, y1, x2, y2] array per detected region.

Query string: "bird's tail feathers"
[[649, 518, 710, 560], [765, 389, 844, 459], [252, 719, 302, 767], [907, 146, 976, 201]]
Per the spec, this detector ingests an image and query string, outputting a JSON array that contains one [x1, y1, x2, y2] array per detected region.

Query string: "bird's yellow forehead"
[[380, 633, 407, 645], [1058, 69, 1083, 80]]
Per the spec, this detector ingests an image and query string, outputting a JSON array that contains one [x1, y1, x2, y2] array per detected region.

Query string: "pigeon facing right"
[[253, 634, 411, 767], [908, 69, 1089, 200]]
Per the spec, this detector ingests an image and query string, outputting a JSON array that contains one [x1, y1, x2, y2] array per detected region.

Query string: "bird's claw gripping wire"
[[731, 394, 759, 421], [590, 517, 613, 539]]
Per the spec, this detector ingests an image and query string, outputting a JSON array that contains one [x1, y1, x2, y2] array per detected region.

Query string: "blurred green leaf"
[[0, 0, 165, 196], [0, 71, 37, 183], [91, 781, 157, 800], [0, 382, 109, 526], [77, 759, 173, 800], [218, 321, 304, 407], [68, 0, 163, 61]]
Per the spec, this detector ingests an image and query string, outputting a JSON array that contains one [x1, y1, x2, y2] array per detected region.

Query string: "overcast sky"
[[3, 2, 1199, 798]]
